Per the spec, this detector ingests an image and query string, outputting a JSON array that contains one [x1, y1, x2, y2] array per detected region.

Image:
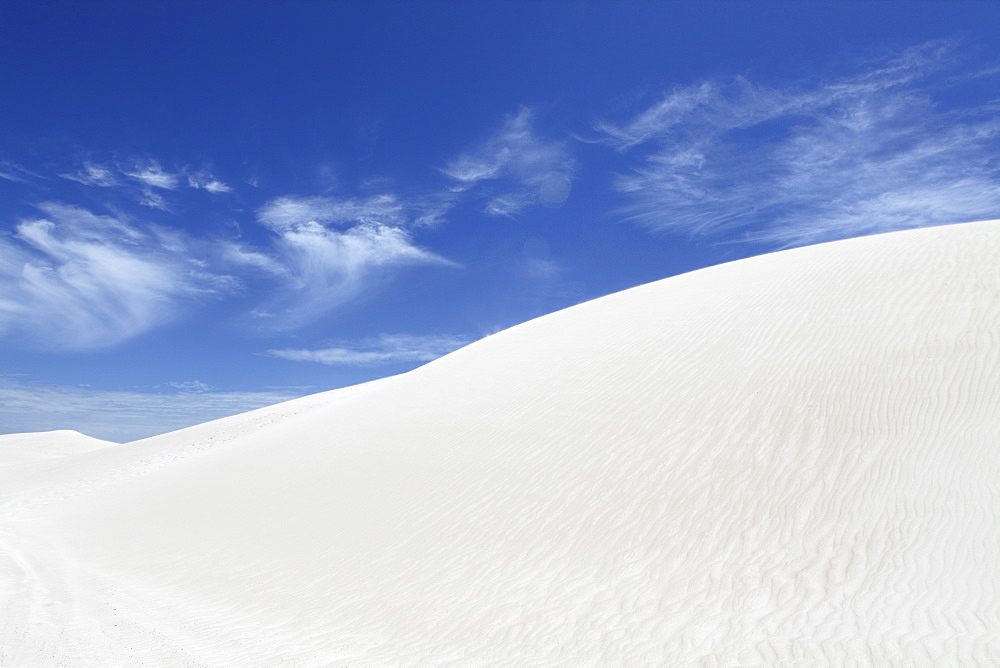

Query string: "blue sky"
[[2, 1, 998, 441]]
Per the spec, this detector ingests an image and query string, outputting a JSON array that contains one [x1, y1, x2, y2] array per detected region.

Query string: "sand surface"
[[1, 220, 999, 666], [0, 430, 116, 467]]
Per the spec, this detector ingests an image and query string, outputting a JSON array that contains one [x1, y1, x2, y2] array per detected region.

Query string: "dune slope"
[[0, 430, 116, 467], [1, 220, 999, 666]]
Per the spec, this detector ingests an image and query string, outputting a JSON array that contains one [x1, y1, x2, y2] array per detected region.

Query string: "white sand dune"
[[0, 430, 116, 467], [2, 220, 999, 666]]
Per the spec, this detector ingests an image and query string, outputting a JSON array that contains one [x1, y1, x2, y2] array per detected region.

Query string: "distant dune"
[[0, 430, 116, 467], [1, 220, 999, 666]]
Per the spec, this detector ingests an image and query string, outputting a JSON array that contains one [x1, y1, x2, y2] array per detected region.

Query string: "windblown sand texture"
[[2, 220, 999, 666]]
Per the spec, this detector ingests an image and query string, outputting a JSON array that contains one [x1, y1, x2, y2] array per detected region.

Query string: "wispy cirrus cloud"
[[0, 203, 238, 349], [219, 242, 288, 277], [0, 161, 44, 184], [169, 379, 212, 393], [185, 170, 233, 193], [0, 378, 306, 442], [0, 186, 454, 347], [137, 188, 170, 211], [60, 159, 233, 209], [259, 194, 410, 230], [443, 106, 574, 216], [253, 194, 457, 330], [123, 161, 180, 190], [4, 109, 572, 348], [61, 162, 119, 187], [597, 41, 1000, 246], [266, 333, 472, 366]]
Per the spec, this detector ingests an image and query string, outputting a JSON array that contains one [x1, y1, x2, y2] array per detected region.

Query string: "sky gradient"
[[2, 1, 999, 441]]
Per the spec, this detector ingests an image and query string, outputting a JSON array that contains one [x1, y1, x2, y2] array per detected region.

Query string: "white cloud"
[[267, 333, 472, 366], [0, 203, 236, 349], [4, 156, 460, 340], [61, 159, 233, 207], [0, 379, 304, 443], [61, 162, 119, 187], [258, 194, 409, 231], [254, 194, 456, 329], [443, 106, 575, 214], [186, 171, 233, 193], [123, 161, 180, 190], [267, 222, 453, 326], [410, 193, 457, 229], [596, 80, 725, 150], [169, 380, 212, 393], [0, 188, 453, 344], [485, 194, 529, 218], [202, 180, 232, 194], [598, 41, 1000, 245], [138, 188, 170, 211], [220, 242, 287, 276], [0, 161, 44, 184]]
